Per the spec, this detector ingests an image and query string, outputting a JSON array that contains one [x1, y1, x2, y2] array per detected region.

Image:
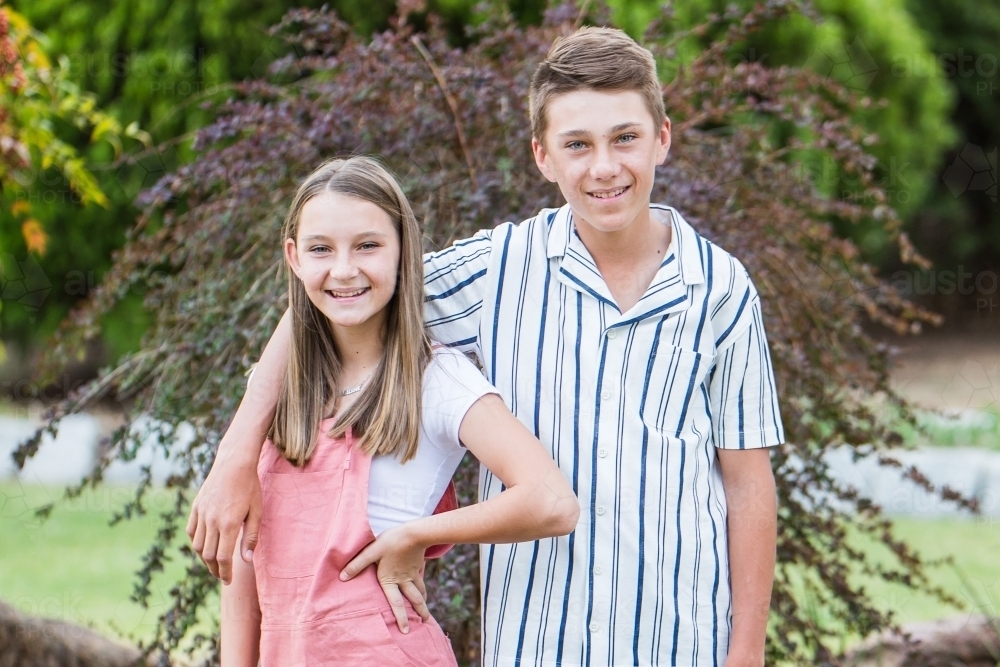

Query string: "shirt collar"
[[545, 203, 706, 287]]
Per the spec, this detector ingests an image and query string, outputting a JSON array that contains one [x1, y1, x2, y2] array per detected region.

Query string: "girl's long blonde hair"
[[271, 156, 431, 466]]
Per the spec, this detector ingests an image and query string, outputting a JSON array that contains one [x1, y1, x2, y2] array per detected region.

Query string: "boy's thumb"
[[241, 497, 262, 563]]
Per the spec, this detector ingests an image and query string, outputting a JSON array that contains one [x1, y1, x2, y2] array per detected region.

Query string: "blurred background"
[[0, 0, 997, 663]]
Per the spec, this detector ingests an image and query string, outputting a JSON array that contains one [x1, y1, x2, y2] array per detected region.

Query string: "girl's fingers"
[[400, 580, 429, 622], [340, 549, 373, 581], [382, 583, 410, 634]]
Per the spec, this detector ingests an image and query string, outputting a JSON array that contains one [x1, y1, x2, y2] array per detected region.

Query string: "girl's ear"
[[284, 237, 303, 279]]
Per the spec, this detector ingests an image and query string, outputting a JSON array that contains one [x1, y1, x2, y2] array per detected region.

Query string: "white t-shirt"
[[250, 347, 499, 536], [367, 346, 498, 535]]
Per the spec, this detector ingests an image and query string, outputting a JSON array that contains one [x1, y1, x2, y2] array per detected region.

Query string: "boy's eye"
[[617, 133, 638, 143], [566, 140, 587, 150]]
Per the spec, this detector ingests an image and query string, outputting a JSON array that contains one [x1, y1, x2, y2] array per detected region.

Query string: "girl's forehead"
[[299, 192, 394, 236]]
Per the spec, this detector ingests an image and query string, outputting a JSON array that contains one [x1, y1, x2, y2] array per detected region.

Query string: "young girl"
[[219, 157, 579, 666]]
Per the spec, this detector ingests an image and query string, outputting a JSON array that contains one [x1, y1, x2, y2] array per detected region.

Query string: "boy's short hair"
[[529, 26, 667, 142]]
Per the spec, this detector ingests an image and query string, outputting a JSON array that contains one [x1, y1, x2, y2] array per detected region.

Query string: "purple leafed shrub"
[[19, 2, 973, 664]]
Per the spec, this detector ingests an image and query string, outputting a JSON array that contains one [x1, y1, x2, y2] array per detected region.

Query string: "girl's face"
[[285, 192, 401, 336]]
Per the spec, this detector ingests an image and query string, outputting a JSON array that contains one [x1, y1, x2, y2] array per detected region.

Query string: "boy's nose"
[[589, 147, 620, 180]]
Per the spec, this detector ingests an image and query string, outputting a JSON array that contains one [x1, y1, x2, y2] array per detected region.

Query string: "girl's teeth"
[[330, 288, 367, 298]]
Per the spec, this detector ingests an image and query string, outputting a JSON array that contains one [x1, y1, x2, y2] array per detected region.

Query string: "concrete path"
[[1, 412, 998, 515]]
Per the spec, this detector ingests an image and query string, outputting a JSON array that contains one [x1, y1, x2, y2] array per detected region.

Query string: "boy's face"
[[532, 89, 670, 237]]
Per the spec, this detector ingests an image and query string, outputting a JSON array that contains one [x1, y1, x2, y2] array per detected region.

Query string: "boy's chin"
[[574, 210, 639, 235]]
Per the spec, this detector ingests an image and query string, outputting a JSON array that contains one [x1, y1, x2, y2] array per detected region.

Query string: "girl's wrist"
[[394, 518, 433, 551]]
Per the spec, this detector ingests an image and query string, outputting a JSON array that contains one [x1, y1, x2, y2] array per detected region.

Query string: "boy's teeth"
[[593, 187, 626, 199]]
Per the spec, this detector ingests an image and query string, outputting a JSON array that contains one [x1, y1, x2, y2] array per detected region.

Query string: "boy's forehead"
[[543, 88, 656, 136]]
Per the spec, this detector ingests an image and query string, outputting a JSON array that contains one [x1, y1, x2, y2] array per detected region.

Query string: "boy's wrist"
[[212, 434, 261, 473], [723, 646, 765, 667]]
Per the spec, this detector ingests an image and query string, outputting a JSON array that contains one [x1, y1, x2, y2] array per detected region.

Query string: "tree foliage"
[[902, 0, 1000, 279], [18, 2, 976, 665], [0, 1, 146, 354], [608, 0, 957, 263]]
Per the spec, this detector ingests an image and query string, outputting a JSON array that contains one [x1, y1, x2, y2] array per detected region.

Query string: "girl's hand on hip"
[[340, 525, 429, 633]]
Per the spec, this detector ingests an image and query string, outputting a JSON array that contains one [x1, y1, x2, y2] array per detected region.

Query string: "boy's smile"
[[532, 89, 670, 242]]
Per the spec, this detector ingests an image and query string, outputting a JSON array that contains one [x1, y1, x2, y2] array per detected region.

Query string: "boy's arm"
[[709, 269, 783, 666], [187, 309, 291, 583], [220, 529, 262, 667], [717, 448, 775, 667], [422, 227, 496, 351]]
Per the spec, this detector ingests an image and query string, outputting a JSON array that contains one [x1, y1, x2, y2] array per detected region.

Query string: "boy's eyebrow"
[[608, 121, 644, 134], [556, 122, 645, 139]]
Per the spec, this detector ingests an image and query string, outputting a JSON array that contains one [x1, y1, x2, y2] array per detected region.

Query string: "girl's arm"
[[341, 393, 580, 632], [220, 529, 262, 667], [187, 309, 291, 584]]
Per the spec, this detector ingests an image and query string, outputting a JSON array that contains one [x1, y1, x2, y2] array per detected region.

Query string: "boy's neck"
[[571, 205, 672, 313], [571, 205, 669, 267]]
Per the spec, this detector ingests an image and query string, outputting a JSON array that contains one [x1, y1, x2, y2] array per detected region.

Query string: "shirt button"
[[589, 622, 600, 633], [594, 565, 603, 575], [607, 330, 616, 339], [598, 448, 608, 458], [600, 390, 610, 400], [596, 505, 606, 516]]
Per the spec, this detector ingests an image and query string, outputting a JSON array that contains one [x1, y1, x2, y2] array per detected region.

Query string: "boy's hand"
[[187, 459, 262, 584], [340, 525, 430, 634]]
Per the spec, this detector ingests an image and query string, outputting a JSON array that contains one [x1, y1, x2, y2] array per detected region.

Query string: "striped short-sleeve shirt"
[[423, 204, 784, 667]]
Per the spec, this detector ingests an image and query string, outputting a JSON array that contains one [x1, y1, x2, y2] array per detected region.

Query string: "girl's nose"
[[329, 257, 360, 280]]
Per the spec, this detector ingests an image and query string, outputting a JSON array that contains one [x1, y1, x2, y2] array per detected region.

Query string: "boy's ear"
[[284, 238, 303, 278], [531, 137, 558, 183], [656, 117, 672, 165]]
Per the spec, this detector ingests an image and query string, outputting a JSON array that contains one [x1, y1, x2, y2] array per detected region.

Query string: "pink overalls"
[[255, 422, 460, 667]]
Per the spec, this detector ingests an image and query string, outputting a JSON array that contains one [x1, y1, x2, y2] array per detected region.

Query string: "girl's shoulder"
[[426, 344, 485, 383], [420, 345, 499, 446], [424, 345, 497, 403]]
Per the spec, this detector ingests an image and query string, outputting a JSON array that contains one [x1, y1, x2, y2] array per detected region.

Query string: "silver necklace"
[[338, 370, 374, 396]]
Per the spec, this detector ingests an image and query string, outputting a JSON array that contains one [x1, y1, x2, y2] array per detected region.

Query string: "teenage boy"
[[189, 26, 782, 667]]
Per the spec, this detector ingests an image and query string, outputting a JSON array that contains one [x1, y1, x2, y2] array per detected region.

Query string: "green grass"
[[0, 482, 210, 644], [1, 484, 997, 652], [901, 407, 1000, 451], [861, 516, 1000, 622]]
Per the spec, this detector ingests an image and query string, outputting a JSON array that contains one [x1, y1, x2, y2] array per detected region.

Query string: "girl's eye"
[[359, 242, 379, 250], [310, 245, 330, 253]]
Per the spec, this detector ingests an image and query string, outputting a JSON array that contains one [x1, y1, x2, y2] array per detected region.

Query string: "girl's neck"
[[332, 318, 385, 377]]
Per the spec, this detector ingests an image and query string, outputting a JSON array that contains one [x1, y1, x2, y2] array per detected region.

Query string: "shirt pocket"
[[259, 468, 346, 579], [637, 344, 713, 437]]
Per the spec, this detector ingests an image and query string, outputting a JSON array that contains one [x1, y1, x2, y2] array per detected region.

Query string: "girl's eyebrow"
[[300, 231, 389, 241]]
